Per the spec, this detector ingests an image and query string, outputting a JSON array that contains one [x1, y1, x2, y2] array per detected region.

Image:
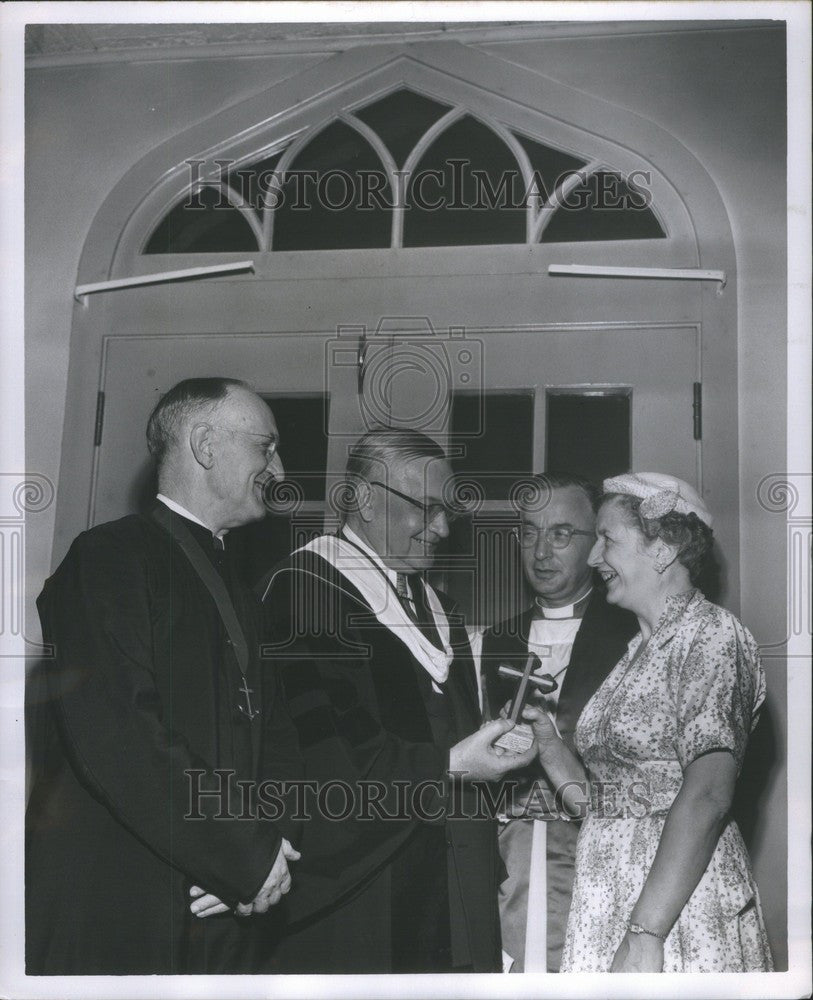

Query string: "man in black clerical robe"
[[257, 428, 536, 974], [477, 474, 636, 972], [25, 378, 302, 975]]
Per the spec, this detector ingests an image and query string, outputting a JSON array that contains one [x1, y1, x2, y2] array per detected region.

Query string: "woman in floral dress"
[[522, 472, 773, 973]]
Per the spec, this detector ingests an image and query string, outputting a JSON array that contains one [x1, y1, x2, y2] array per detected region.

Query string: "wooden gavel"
[[499, 654, 558, 723]]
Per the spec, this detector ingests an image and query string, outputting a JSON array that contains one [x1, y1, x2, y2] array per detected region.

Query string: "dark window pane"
[[512, 132, 587, 203], [404, 115, 525, 247], [226, 151, 283, 218], [354, 87, 453, 168], [546, 391, 631, 483], [450, 391, 534, 501], [263, 394, 329, 503], [229, 394, 329, 588], [443, 391, 534, 627], [438, 516, 525, 629], [541, 171, 665, 242], [144, 185, 259, 253], [274, 120, 392, 250]]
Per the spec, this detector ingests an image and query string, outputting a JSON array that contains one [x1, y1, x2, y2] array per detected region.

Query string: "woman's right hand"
[[520, 704, 561, 758]]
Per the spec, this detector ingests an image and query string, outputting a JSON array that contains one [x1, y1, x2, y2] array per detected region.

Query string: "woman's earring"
[[654, 554, 668, 574]]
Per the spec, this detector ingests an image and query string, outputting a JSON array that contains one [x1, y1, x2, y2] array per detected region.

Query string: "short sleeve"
[[675, 611, 766, 772]]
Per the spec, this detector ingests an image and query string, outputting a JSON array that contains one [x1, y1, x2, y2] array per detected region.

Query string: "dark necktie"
[[397, 573, 443, 650], [395, 572, 418, 622]]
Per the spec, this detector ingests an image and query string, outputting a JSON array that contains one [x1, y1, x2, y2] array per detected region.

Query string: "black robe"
[[26, 506, 302, 974], [258, 547, 502, 973], [481, 588, 636, 971]]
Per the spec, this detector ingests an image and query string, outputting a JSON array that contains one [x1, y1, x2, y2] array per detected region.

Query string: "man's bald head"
[[146, 377, 247, 472]]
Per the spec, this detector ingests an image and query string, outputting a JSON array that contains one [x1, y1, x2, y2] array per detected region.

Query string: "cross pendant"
[[238, 677, 260, 720]]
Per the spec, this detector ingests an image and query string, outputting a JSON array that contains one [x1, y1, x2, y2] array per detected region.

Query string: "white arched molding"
[[97, 42, 707, 279], [61, 39, 739, 609], [396, 105, 464, 247]]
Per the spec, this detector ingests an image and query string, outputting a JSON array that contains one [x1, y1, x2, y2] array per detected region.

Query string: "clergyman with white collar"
[[479, 473, 636, 973], [26, 378, 301, 974]]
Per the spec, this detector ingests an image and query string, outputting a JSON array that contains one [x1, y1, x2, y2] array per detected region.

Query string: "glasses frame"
[[514, 523, 595, 550], [212, 424, 279, 463], [368, 480, 464, 525]]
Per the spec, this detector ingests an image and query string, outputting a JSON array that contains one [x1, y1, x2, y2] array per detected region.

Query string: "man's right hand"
[[449, 718, 536, 781], [189, 837, 301, 919]]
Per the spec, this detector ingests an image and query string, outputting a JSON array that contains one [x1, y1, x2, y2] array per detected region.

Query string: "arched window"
[[273, 120, 393, 251], [404, 114, 526, 246], [144, 185, 260, 253], [142, 87, 666, 253]]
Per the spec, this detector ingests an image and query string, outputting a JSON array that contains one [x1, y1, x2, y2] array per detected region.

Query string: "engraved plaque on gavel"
[[493, 653, 558, 753]]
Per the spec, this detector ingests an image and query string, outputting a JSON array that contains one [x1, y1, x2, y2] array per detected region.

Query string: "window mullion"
[[533, 159, 602, 243]]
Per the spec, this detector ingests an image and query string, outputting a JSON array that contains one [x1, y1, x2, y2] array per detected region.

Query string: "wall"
[[24, 50, 330, 652], [480, 25, 789, 967], [25, 23, 789, 966]]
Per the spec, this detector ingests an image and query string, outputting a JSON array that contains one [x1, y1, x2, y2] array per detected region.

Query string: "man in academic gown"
[[477, 474, 636, 972], [25, 378, 302, 975], [257, 428, 536, 973]]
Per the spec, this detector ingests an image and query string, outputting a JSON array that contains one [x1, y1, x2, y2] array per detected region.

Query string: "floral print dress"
[[560, 590, 774, 972]]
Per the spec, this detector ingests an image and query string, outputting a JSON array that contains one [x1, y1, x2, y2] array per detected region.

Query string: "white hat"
[[602, 472, 713, 528]]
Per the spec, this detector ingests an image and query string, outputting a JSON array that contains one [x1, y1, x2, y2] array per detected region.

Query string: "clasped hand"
[[496, 700, 560, 756], [189, 837, 300, 918], [610, 931, 665, 972], [448, 717, 537, 780]]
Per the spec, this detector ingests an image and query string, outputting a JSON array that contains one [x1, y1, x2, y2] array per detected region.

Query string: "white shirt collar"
[[156, 494, 227, 541], [534, 587, 593, 619], [341, 525, 398, 587]]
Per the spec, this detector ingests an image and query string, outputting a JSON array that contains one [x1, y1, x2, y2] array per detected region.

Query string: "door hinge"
[[693, 382, 702, 441], [94, 391, 105, 447]]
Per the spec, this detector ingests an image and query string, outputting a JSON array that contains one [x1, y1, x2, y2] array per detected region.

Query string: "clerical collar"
[[534, 588, 592, 620], [156, 494, 227, 543], [340, 526, 399, 587]]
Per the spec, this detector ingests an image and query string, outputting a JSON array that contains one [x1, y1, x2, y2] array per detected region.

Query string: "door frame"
[[55, 39, 740, 608]]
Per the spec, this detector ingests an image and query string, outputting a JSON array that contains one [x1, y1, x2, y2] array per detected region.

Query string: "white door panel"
[[92, 332, 365, 526], [386, 325, 699, 485], [93, 324, 699, 528]]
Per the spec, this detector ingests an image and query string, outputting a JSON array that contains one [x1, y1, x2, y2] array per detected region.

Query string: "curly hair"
[[602, 493, 714, 584]]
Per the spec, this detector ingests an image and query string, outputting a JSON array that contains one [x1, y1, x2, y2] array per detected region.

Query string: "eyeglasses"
[[516, 524, 594, 549], [214, 425, 278, 463], [369, 480, 464, 525]]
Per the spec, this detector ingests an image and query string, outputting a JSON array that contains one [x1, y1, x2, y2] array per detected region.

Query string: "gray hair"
[[603, 493, 714, 585], [514, 472, 602, 516], [146, 377, 247, 468], [338, 427, 447, 520], [345, 427, 447, 481]]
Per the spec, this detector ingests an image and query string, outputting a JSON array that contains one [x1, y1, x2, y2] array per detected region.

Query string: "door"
[[92, 322, 698, 612], [91, 329, 372, 529], [383, 323, 700, 624]]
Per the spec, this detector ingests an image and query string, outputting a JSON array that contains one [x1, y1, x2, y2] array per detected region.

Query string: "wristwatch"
[[627, 921, 667, 942]]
